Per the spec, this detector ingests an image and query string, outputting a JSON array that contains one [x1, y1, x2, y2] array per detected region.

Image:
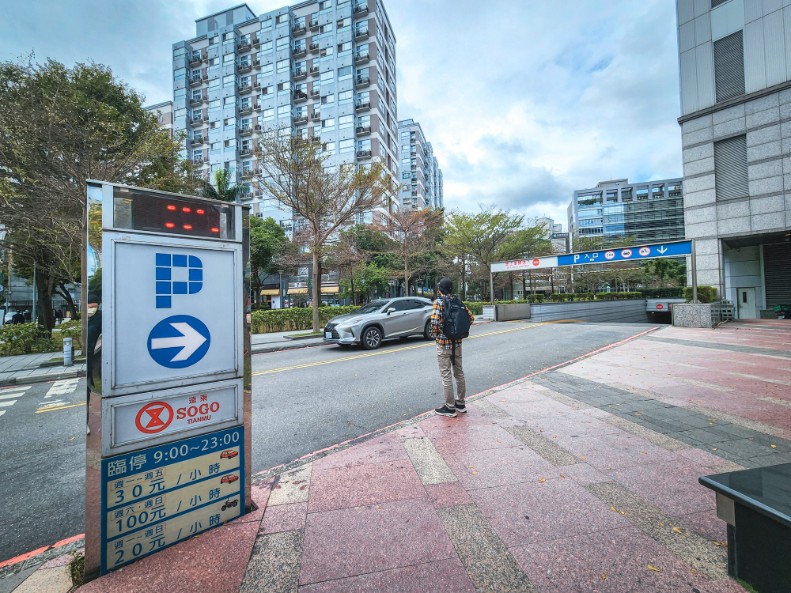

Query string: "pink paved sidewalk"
[[46, 321, 791, 592]]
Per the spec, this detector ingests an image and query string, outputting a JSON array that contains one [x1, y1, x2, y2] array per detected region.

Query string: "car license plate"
[[325, 332, 332, 339]]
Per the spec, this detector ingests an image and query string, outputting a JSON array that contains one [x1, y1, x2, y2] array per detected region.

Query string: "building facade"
[[145, 101, 175, 136], [171, 0, 399, 233], [569, 178, 685, 248], [676, 0, 791, 318], [397, 119, 443, 210]]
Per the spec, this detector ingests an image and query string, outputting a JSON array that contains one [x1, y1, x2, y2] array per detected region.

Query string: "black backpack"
[[442, 296, 470, 340]]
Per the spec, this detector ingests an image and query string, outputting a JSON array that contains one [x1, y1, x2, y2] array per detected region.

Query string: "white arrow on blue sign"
[[556, 240, 692, 267], [147, 315, 211, 368]]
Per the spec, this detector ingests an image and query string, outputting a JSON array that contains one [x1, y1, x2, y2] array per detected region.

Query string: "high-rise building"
[[171, 0, 400, 232], [397, 119, 443, 210], [676, 0, 791, 318], [145, 101, 174, 136], [569, 178, 685, 248]]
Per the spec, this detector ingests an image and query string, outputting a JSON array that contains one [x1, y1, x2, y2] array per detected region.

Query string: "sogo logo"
[[177, 401, 220, 420], [134, 397, 222, 434]]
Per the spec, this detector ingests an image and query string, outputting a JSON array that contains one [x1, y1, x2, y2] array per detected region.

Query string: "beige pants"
[[436, 342, 465, 408]]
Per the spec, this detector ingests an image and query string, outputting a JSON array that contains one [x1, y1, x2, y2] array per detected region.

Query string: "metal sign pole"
[[691, 239, 698, 304], [490, 272, 494, 304]]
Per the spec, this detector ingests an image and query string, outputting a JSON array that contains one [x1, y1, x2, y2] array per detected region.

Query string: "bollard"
[[63, 337, 73, 367]]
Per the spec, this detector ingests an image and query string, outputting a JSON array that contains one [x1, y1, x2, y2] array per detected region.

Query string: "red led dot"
[[196, 209, 205, 215], [182, 207, 192, 213], [210, 227, 220, 233], [183, 224, 193, 230], [167, 205, 177, 211], [165, 222, 176, 229]]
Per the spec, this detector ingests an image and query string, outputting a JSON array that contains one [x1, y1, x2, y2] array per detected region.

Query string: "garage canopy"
[[259, 289, 279, 296]]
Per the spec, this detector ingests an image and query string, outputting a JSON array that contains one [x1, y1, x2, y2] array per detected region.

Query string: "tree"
[[641, 258, 686, 287], [0, 58, 194, 330], [386, 208, 443, 296], [198, 168, 244, 202], [255, 131, 392, 331], [496, 223, 553, 297], [249, 216, 288, 299]]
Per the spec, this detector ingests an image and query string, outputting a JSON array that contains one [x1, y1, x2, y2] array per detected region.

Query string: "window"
[[276, 13, 289, 25], [337, 17, 351, 29], [338, 42, 352, 54], [338, 66, 352, 79], [339, 114, 353, 128], [261, 17, 272, 30], [338, 90, 353, 103], [261, 85, 273, 95], [321, 94, 335, 104], [319, 0, 331, 9], [711, 0, 728, 7], [339, 138, 354, 152], [263, 108, 274, 120], [714, 135, 748, 200], [278, 105, 290, 116], [278, 81, 290, 92], [714, 31, 744, 103], [320, 23, 334, 33], [277, 59, 289, 72], [260, 63, 273, 76], [223, 74, 235, 85], [321, 70, 335, 81], [322, 118, 335, 129], [320, 46, 334, 57], [260, 41, 273, 52], [224, 96, 236, 106]]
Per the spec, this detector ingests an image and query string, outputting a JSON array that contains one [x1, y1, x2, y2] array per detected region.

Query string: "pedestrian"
[[430, 277, 475, 417], [11, 311, 25, 324]]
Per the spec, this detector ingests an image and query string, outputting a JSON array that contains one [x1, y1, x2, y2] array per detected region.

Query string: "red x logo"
[[135, 401, 174, 434]]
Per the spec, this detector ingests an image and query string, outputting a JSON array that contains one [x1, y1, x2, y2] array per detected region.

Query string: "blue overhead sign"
[[556, 240, 692, 267]]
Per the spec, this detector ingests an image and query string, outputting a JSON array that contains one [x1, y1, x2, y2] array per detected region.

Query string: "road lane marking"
[[252, 322, 551, 377], [0, 385, 32, 417], [35, 402, 86, 414], [44, 378, 80, 398]]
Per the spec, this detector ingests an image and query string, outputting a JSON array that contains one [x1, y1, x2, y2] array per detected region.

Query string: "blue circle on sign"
[[147, 315, 211, 368]]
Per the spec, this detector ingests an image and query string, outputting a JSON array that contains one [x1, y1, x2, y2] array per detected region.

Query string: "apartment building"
[[145, 101, 174, 136], [171, 0, 400, 232], [397, 119, 443, 210], [676, 0, 791, 318], [569, 178, 685, 248]]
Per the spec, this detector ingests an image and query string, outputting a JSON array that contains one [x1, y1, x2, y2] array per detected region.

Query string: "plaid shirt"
[[430, 296, 475, 350]]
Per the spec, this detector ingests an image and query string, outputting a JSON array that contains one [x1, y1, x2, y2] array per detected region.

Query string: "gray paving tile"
[[404, 437, 456, 485], [586, 482, 728, 580], [506, 425, 579, 466], [240, 529, 303, 593], [437, 504, 536, 593]]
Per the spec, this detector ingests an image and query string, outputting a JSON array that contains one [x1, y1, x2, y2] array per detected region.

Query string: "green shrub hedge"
[[251, 306, 359, 333], [683, 285, 718, 303], [0, 323, 58, 356]]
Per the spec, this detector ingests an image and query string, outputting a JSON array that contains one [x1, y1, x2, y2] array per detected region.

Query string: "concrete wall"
[[529, 300, 648, 323]]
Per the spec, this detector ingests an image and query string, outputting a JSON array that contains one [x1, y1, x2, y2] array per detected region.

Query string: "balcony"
[[293, 24, 306, 35], [238, 62, 252, 74], [189, 76, 203, 87], [356, 149, 372, 158], [293, 90, 308, 102], [252, 35, 260, 47], [309, 41, 320, 53], [310, 65, 320, 75], [294, 114, 308, 124], [241, 170, 254, 179], [310, 87, 320, 98], [238, 104, 253, 115], [355, 125, 371, 135], [189, 53, 203, 66], [293, 45, 307, 57], [240, 146, 253, 157], [237, 40, 252, 52], [311, 110, 321, 121], [354, 27, 369, 40], [239, 84, 253, 95], [354, 51, 370, 64], [192, 157, 204, 165], [239, 126, 253, 136], [190, 115, 203, 124], [353, 3, 369, 15], [255, 124, 262, 131], [355, 100, 370, 111], [355, 76, 370, 87], [191, 135, 205, 145], [309, 18, 319, 30], [294, 68, 308, 79], [189, 96, 204, 106]]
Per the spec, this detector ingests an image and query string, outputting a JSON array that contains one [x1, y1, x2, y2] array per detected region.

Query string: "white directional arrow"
[[150, 322, 207, 362], [657, 246, 668, 254]]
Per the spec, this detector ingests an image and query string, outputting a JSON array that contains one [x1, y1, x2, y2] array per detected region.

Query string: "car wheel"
[[423, 320, 432, 340], [361, 326, 382, 350]]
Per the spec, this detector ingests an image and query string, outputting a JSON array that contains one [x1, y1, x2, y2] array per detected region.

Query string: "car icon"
[[220, 474, 239, 484], [220, 450, 238, 459], [221, 499, 239, 511]]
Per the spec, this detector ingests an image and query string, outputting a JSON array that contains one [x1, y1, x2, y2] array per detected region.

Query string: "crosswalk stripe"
[[45, 379, 80, 398], [0, 401, 14, 407]]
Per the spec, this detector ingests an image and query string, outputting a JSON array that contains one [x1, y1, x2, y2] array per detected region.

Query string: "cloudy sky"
[[0, 0, 682, 229]]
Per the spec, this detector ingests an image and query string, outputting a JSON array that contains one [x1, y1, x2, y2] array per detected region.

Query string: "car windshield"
[[356, 300, 389, 314]]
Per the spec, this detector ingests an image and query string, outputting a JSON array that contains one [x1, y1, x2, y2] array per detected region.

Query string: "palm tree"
[[199, 168, 244, 202]]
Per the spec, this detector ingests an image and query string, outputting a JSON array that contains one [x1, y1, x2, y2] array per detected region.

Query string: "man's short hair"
[[438, 278, 453, 295]]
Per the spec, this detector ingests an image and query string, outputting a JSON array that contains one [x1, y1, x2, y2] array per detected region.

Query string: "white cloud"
[[0, 0, 684, 231]]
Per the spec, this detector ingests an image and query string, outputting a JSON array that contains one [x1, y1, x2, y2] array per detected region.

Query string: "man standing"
[[430, 277, 475, 417]]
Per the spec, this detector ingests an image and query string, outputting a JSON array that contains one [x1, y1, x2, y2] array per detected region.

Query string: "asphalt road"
[[0, 320, 656, 563]]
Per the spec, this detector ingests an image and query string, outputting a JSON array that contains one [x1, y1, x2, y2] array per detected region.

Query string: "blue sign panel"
[[147, 315, 211, 368], [100, 426, 244, 573], [557, 240, 692, 267]]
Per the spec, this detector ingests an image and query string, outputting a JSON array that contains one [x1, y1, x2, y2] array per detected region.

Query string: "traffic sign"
[[557, 240, 692, 267], [148, 315, 210, 368]]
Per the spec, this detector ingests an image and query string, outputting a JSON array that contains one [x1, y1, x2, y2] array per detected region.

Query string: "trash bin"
[[773, 305, 789, 320], [63, 337, 73, 367]]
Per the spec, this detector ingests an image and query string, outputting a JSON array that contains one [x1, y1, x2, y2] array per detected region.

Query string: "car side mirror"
[[386, 307, 396, 314]]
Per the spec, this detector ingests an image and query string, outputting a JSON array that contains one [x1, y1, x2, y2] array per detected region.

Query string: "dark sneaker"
[[455, 401, 467, 413], [435, 405, 457, 417]]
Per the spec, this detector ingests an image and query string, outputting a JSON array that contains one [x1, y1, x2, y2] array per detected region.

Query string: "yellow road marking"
[[36, 402, 86, 414], [252, 322, 553, 377]]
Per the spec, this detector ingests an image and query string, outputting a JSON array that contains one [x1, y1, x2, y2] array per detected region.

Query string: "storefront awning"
[[287, 288, 308, 295], [321, 286, 339, 294], [260, 289, 279, 296]]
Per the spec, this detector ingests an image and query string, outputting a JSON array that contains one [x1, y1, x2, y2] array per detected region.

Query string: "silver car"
[[323, 296, 435, 349]]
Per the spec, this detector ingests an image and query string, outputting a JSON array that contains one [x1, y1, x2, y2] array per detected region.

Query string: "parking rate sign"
[[555, 240, 692, 267]]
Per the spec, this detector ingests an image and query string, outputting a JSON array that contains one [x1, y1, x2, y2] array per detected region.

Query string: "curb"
[[0, 369, 85, 388]]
